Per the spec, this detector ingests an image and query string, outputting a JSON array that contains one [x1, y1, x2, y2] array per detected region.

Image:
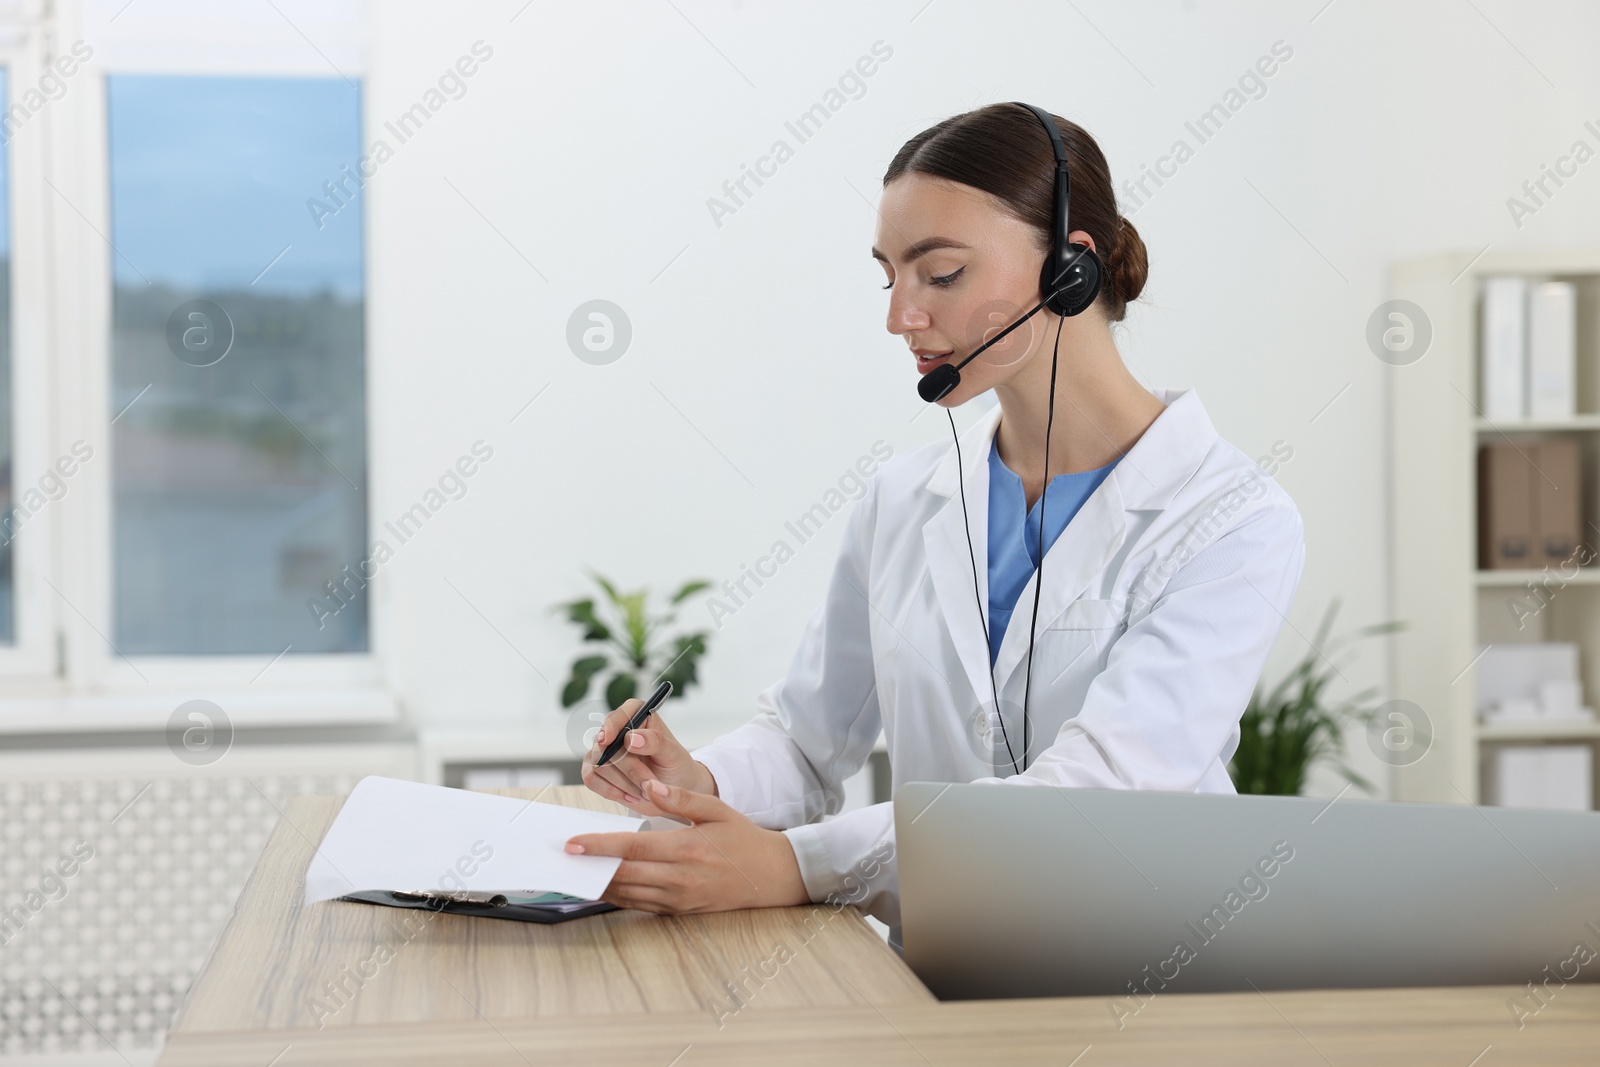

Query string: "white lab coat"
[[690, 387, 1306, 937]]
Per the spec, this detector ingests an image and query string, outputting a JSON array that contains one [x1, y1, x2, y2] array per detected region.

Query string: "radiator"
[[0, 743, 415, 1063]]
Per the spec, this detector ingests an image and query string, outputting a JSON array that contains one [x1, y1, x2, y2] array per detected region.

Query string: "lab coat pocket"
[[1040, 598, 1126, 683], [1046, 597, 1124, 631]]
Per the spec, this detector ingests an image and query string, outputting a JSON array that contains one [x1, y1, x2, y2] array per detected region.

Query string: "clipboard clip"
[[391, 889, 508, 907]]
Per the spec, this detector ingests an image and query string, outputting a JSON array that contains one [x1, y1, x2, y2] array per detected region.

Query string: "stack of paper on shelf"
[[1493, 745, 1593, 811], [1476, 642, 1595, 723]]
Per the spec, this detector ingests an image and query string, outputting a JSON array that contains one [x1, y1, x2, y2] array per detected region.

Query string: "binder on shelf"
[[1528, 280, 1577, 419], [1478, 442, 1533, 568], [1477, 440, 1583, 569], [1480, 275, 1528, 420], [1535, 437, 1581, 565]]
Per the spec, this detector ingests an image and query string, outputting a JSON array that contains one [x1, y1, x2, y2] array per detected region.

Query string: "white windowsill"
[[0, 685, 402, 733]]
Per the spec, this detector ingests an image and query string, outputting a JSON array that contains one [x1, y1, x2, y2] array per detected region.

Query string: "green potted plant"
[[553, 571, 713, 709], [1228, 600, 1403, 796]]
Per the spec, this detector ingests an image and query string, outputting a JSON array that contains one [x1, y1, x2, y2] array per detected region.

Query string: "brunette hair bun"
[[1104, 215, 1148, 315]]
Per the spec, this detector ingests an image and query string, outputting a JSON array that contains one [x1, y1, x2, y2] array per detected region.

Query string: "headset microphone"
[[913, 102, 1104, 778], [915, 297, 1051, 404]]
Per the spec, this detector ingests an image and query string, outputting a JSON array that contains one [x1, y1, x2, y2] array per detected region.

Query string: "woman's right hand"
[[581, 697, 719, 810]]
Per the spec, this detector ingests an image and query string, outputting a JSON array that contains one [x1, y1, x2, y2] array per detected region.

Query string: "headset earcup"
[[1042, 243, 1104, 318]]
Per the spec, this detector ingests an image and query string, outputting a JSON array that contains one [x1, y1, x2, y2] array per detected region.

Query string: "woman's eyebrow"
[[870, 237, 972, 264]]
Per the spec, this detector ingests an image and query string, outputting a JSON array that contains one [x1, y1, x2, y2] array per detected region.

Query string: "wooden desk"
[[160, 986, 1600, 1066], [165, 786, 930, 1034], [159, 784, 1600, 1066]]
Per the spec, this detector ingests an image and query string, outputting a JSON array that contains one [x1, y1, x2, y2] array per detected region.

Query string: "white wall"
[[360, 0, 1600, 796]]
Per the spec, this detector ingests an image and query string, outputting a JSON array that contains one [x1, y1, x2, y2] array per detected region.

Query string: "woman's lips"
[[915, 352, 953, 375]]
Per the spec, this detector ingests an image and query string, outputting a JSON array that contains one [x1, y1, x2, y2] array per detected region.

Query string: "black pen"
[[594, 680, 672, 767]]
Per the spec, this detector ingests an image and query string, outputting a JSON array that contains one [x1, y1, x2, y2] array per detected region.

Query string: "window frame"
[[0, 22, 62, 683]]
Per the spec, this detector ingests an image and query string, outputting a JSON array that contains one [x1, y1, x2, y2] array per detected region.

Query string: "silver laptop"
[[895, 781, 1600, 1000]]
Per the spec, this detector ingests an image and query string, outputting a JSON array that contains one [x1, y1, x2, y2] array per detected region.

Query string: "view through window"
[[107, 74, 367, 655]]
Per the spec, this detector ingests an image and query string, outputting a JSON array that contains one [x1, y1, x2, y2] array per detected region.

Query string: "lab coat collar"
[[1109, 386, 1220, 510], [919, 387, 1218, 714], [921, 387, 1217, 510]]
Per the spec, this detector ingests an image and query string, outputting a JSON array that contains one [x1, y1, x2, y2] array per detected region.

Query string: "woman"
[[564, 104, 1306, 949]]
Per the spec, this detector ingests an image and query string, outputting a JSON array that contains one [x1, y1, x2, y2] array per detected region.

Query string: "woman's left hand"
[[564, 779, 810, 914]]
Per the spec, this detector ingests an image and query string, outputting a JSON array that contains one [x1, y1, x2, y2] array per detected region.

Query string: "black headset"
[[916, 102, 1103, 776], [1017, 102, 1104, 317]]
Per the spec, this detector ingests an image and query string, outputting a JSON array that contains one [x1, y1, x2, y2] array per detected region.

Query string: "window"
[[0, 0, 388, 728], [106, 74, 367, 655]]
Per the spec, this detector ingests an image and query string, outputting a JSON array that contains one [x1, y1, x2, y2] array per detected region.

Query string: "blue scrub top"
[[986, 436, 1119, 666]]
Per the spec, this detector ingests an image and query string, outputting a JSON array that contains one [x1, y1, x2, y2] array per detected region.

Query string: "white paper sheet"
[[303, 775, 645, 905]]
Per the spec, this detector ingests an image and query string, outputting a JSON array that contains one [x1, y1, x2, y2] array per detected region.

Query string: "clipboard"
[[337, 888, 618, 924], [305, 777, 650, 919]]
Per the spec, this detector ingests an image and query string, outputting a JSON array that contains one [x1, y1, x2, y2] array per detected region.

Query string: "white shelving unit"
[[1390, 248, 1600, 807]]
